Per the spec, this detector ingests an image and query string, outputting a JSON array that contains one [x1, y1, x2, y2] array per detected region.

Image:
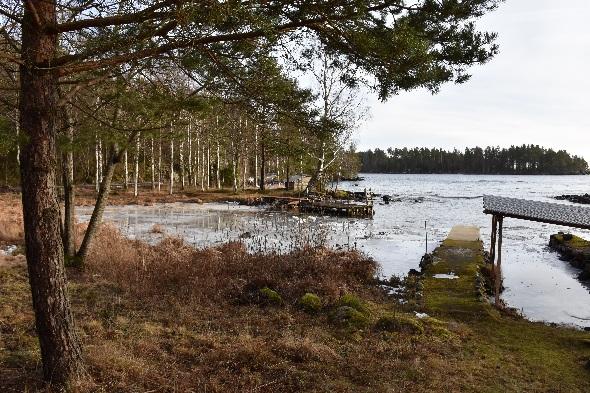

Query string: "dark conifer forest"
[[358, 145, 588, 175]]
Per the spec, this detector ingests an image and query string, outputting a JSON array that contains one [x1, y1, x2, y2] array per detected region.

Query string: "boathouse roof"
[[483, 195, 590, 230]]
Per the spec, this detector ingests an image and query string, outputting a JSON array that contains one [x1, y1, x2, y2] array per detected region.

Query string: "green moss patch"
[[375, 313, 424, 334], [299, 293, 322, 313], [329, 306, 369, 330], [259, 287, 283, 306], [336, 293, 368, 315]]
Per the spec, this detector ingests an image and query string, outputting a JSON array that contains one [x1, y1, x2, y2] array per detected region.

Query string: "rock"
[[419, 253, 434, 269], [408, 268, 423, 276], [549, 233, 590, 280], [554, 194, 590, 205]]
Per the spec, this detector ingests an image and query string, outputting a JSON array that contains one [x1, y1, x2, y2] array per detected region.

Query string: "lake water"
[[78, 174, 590, 328]]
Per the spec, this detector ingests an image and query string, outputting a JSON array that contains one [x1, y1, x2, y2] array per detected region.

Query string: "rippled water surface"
[[78, 174, 590, 328]]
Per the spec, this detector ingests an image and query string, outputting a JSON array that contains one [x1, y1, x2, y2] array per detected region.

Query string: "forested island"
[[359, 145, 589, 175]]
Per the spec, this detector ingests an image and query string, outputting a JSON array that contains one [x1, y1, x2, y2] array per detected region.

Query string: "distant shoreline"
[[351, 172, 589, 176]]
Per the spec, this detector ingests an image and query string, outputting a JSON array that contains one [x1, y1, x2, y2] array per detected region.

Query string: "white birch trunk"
[[95, 134, 100, 192], [187, 120, 192, 187], [150, 137, 155, 190], [158, 133, 162, 192], [133, 134, 140, 197], [254, 126, 258, 188], [179, 139, 185, 190], [169, 138, 174, 195], [15, 111, 20, 165], [124, 150, 129, 190], [207, 141, 210, 189], [216, 141, 221, 189]]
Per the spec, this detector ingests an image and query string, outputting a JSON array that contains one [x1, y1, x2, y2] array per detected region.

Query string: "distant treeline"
[[359, 145, 589, 175]]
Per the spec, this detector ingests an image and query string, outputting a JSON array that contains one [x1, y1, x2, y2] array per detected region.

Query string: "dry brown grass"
[[85, 225, 378, 307], [2, 225, 458, 392], [0, 193, 23, 245]]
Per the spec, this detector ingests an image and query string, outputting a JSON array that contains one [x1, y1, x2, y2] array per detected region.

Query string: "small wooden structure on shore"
[[299, 199, 374, 217], [258, 194, 374, 218], [483, 195, 590, 306]]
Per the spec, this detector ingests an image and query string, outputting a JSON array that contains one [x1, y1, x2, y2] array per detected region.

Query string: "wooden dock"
[[299, 200, 374, 217]]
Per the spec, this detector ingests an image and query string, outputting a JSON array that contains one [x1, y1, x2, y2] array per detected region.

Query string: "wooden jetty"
[[483, 195, 590, 306], [255, 193, 375, 218], [299, 199, 374, 217]]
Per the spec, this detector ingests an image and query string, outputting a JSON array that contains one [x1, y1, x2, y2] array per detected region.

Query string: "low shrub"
[[337, 293, 368, 314], [299, 293, 322, 313], [329, 306, 369, 330], [259, 287, 283, 306]]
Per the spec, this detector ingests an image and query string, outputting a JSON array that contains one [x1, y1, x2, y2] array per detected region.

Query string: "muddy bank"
[[549, 233, 590, 279]]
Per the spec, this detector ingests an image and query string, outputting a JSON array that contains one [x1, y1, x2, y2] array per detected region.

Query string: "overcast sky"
[[356, 0, 590, 162]]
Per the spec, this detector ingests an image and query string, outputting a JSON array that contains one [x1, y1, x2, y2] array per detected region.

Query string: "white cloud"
[[357, 0, 590, 162]]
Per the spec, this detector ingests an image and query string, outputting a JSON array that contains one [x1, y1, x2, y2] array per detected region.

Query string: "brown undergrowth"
[[85, 225, 378, 306], [2, 226, 461, 392]]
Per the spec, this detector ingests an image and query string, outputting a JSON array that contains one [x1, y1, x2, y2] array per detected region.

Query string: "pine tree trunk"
[[19, 1, 83, 385], [61, 105, 75, 259]]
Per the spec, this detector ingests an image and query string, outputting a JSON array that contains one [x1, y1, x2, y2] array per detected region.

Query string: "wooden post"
[[490, 215, 497, 263], [495, 216, 503, 307]]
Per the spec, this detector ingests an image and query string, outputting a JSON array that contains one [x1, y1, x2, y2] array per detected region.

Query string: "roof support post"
[[490, 215, 497, 263], [494, 216, 504, 307]]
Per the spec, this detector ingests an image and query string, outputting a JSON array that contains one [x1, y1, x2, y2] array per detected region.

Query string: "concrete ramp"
[[447, 225, 480, 241]]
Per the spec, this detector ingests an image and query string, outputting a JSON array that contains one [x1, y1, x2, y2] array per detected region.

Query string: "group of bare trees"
[[0, 0, 500, 387]]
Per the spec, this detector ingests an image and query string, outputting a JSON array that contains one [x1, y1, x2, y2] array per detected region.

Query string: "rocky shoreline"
[[549, 233, 590, 280], [554, 194, 590, 205]]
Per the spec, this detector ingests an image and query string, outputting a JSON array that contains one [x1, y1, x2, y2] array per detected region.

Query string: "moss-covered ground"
[[422, 238, 590, 392], [552, 233, 590, 252]]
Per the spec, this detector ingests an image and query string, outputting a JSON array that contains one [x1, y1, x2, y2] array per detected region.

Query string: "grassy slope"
[[423, 239, 590, 392]]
